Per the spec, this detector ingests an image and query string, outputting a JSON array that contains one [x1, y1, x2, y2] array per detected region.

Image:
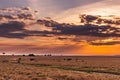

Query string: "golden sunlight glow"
[[81, 44, 120, 56]]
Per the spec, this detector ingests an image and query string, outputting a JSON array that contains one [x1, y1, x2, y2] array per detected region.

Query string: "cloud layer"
[[1, 7, 120, 42], [0, 7, 36, 24], [0, 7, 120, 55]]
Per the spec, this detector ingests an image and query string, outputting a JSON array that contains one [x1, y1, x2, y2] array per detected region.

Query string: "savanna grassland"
[[0, 55, 120, 80]]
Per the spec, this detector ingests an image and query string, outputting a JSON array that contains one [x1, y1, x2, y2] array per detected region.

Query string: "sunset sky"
[[0, 0, 120, 55]]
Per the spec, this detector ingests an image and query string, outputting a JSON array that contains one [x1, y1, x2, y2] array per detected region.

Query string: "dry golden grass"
[[0, 56, 119, 80]]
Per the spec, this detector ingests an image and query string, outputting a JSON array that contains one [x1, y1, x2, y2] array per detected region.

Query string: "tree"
[[2, 52, 5, 56], [28, 54, 35, 56]]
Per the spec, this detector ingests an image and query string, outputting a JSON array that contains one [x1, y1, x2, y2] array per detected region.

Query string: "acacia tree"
[[2, 52, 5, 56]]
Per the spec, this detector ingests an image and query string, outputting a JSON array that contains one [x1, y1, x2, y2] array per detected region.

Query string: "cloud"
[[79, 14, 99, 24], [0, 7, 36, 24], [0, 7, 39, 38], [54, 0, 120, 24], [90, 41, 120, 45], [0, 21, 25, 31], [39, 19, 120, 37], [0, 7, 120, 47], [1, 11, 120, 40], [42, 14, 120, 37], [89, 39, 120, 45], [0, 21, 29, 38]]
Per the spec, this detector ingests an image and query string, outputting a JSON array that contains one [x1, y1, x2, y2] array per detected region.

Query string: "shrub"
[[66, 58, 72, 61], [22, 54, 25, 56], [17, 58, 21, 63], [30, 58, 35, 61], [28, 54, 35, 56]]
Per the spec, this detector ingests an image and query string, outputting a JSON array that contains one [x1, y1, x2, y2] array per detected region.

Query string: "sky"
[[0, 0, 120, 55], [0, 0, 120, 23]]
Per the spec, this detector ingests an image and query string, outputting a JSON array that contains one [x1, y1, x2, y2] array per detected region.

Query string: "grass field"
[[0, 55, 120, 80]]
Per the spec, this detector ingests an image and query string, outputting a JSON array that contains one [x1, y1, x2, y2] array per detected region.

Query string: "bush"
[[64, 58, 72, 61], [22, 54, 25, 56], [17, 58, 21, 63], [28, 54, 35, 56], [67, 58, 72, 61], [30, 58, 35, 61]]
